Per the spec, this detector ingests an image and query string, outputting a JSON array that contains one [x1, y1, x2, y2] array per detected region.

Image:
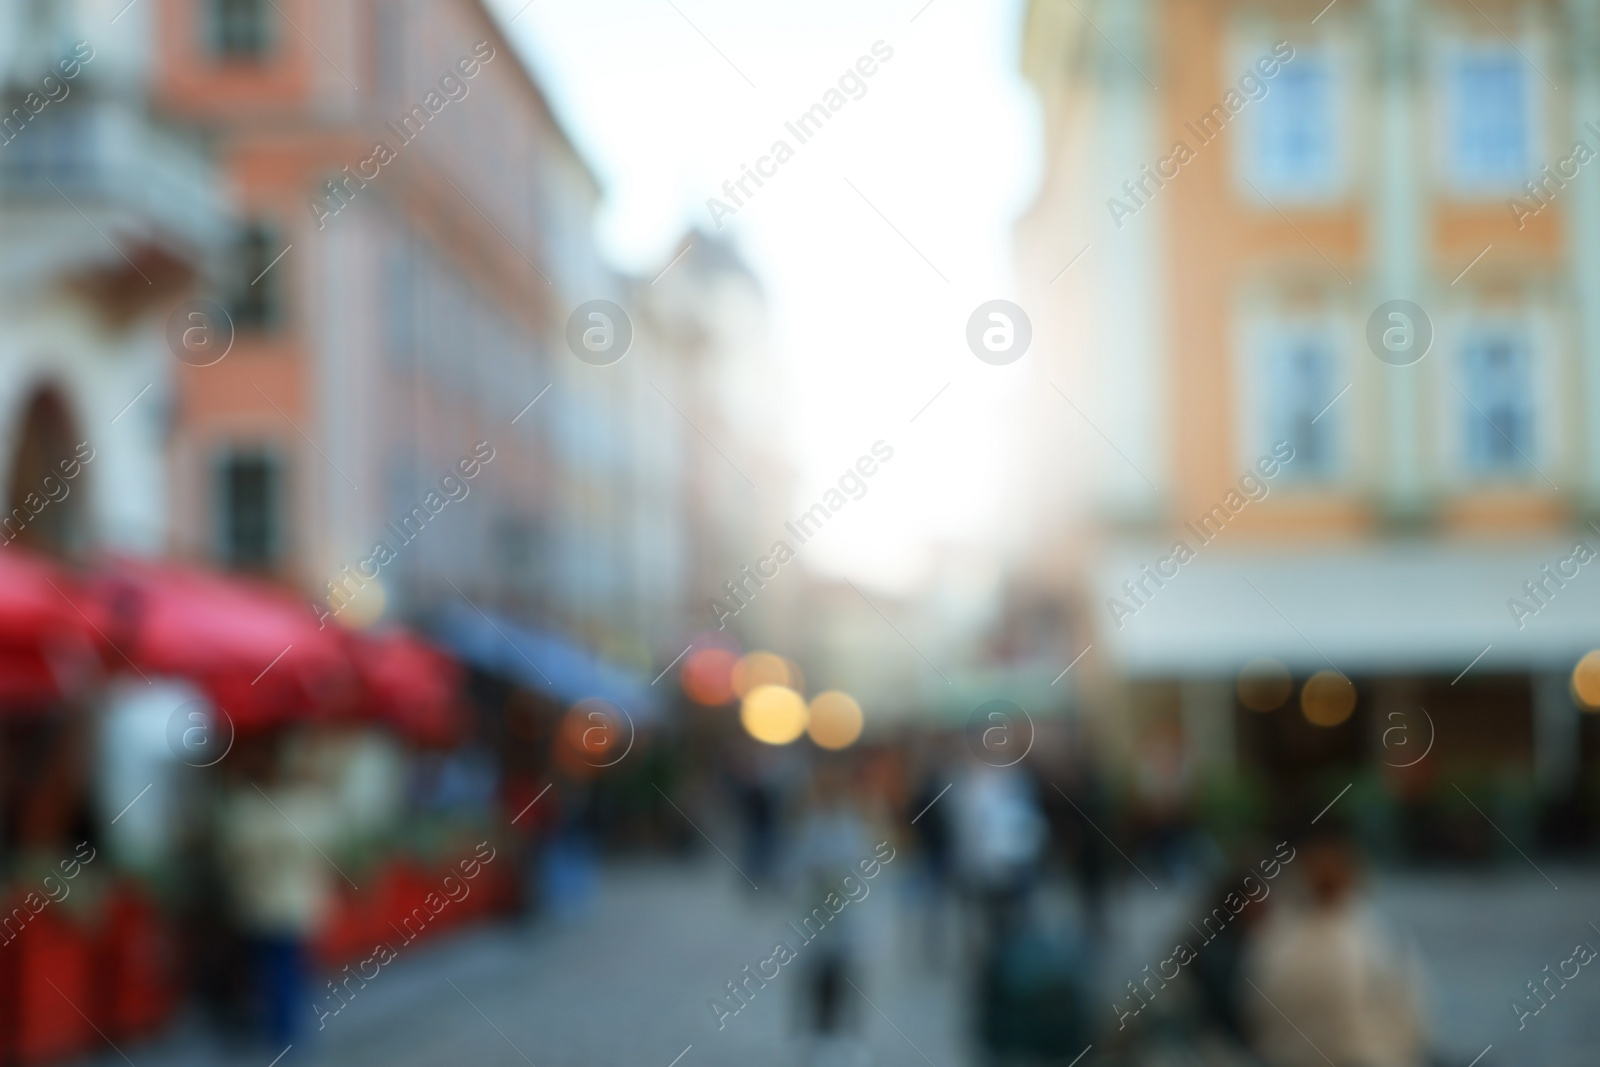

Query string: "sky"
[[492, 0, 1041, 594]]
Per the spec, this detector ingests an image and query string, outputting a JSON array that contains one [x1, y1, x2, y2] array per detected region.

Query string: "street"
[[83, 859, 1600, 1067], [95, 856, 963, 1067]]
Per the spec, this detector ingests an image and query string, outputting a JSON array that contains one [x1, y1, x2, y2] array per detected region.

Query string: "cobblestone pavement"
[[94, 857, 969, 1067], [1377, 868, 1600, 1067], [85, 861, 1600, 1067], [1101, 866, 1600, 1067]]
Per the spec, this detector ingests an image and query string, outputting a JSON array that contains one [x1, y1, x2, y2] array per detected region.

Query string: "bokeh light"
[[740, 684, 808, 745], [560, 698, 628, 764], [731, 651, 792, 697], [1301, 671, 1357, 727], [1573, 650, 1600, 710], [682, 646, 738, 706], [1237, 657, 1292, 712], [806, 690, 863, 750]]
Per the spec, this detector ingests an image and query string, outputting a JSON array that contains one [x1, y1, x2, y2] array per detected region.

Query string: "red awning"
[[91, 558, 359, 732], [346, 631, 464, 747], [0, 548, 101, 712]]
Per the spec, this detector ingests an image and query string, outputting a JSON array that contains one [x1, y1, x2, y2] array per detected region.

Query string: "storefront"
[[1089, 542, 1600, 854]]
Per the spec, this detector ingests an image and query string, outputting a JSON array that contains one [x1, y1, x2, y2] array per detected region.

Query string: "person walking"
[[953, 758, 1046, 944], [1243, 831, 1427, 1067], [792, 763, 872, 1067], [907, 737, 957, 965], [219, 734, 340, 1050]]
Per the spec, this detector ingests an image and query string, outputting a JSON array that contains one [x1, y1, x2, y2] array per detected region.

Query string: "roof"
[[474, 0, 602, 198]]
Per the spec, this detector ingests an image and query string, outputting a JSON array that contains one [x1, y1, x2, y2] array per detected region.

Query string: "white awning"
[[1091, 541, 1600, 678]]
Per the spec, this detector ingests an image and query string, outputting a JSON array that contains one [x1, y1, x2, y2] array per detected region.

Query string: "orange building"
[[1017, 0, 1600, 833]]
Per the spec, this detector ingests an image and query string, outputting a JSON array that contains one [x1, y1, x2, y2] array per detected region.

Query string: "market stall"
[[0, 548, 105, 1065], [77, 559, 500, 1052]]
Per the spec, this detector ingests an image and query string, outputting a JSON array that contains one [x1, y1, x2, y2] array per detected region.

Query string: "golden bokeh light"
[[1301, 670, 1356, 727], [682, 647, 738, 706], [1237, 657, 1292, 712], [731, 651, 791, 697], [1573, 650, 1600, 710], [740, 684, 808, 745], [806, 690, 864, 750]]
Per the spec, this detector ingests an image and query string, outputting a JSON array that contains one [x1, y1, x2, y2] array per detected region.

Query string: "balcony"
[[0, 99, 231, 305]]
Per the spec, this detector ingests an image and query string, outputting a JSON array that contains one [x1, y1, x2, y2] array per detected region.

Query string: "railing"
[[0, 100, 229, 258]]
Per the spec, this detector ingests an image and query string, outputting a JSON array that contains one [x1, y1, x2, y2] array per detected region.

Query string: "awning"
[[1091, 541, 1600, 678], [430, 605, 657, 720], [91, 558, 359, 731], [346, 630, 465, 747], [0, 547, 101, 711]]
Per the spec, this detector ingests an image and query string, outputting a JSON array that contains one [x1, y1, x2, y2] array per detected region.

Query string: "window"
[[229, 222, 283, 331], [1459, 328, 1536, 477], [210, 0, 273, 59], [0, 102, 90, 187], [217, 451, 282, 570], [1260, 326, 1342, 480], [1445, 47, 1532, 190], [1246, 51, 1340, 198]]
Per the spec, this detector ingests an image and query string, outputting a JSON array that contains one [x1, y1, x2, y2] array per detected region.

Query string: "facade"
[[155, 0, 572, 619], [1016, 0, 1600, 819], [0, 0, 227, 561], [644, 233, 796, 655], [151, 0, 775, 678]]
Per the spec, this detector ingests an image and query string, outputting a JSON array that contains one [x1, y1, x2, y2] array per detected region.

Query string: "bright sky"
[[494, 0, 1041, 595]]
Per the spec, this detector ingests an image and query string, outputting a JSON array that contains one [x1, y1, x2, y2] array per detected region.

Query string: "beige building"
[[1016, 0, 1600, 815]]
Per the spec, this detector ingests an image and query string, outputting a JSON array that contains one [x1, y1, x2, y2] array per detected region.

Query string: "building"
[[0, 0, 227, 561], [150, 0, 784, 687], [643, 232, 795, 655], [1016, 0, 1600, 830], [155, 0, 568, 617]]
